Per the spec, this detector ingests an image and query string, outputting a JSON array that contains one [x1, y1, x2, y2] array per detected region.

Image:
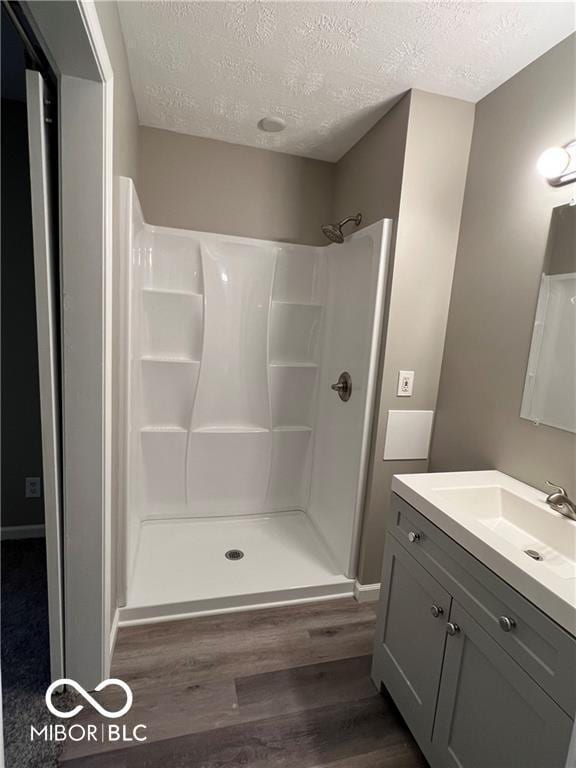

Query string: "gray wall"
[[138, 127, 335, 246], [430, 34, 576, 496], [341, 91, 474, 584], [1, 99, 44, 529], [333, 93, 411, 227], [95, 0, 140, 621]]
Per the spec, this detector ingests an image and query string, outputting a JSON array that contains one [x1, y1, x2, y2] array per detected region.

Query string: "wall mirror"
[[521, 201, 576, 433]]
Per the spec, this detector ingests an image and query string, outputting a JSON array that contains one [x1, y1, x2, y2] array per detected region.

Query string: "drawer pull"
[[498, 616, 516, 633], [431, 605, 444, 618], [407, 531, 421, 543], [446, 622, 460, 636]]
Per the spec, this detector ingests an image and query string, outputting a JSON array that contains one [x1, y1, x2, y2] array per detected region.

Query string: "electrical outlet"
[[25, 477, 42, 498], [397, 370, 414, 397]]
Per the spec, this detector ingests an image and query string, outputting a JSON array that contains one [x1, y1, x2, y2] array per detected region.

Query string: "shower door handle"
[[331, 371, 352, 402]]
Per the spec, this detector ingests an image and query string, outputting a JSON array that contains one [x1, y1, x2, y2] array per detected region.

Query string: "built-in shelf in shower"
[[271, 300, 321, 308], [142, 287, 203, 298], [191, 426, 269, 434], [141, 355, 199, 364], [141, 426, 188, 433], [273, 426, 312, 432], [269, 362, 318, 368], [142, 289, 203, 361], [269, 301, 321, 366]]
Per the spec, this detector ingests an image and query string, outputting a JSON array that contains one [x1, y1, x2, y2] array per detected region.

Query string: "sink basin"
[[391, 471, 576, 635], [432, 485, 576, 580]]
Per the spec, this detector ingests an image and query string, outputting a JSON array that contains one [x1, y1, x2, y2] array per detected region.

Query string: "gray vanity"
[[372, 472, 576, 768]]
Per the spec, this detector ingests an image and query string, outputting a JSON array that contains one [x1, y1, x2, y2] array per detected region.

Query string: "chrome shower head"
[[321, 213, 362, 244], [321, 223, 345, 243]]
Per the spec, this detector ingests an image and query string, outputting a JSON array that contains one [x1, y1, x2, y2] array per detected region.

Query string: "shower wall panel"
[[120, 178, 391, 594], [308, 221, 392, 576], [122, 179, 324, 526]]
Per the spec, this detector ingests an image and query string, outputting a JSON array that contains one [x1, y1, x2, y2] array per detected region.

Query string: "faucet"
[[545, 482, 576, 521]]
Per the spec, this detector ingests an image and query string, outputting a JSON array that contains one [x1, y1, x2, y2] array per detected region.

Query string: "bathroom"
[[1, 2, 575, 767]]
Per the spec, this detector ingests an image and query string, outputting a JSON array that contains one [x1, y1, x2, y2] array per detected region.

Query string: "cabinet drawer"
[[389, 493, 576, 716]]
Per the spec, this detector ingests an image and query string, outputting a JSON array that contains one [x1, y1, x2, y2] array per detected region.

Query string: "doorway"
[[1, 4, 64, 766]]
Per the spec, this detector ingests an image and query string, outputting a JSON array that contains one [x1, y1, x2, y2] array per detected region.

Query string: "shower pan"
[[118, 178, 391, 623]]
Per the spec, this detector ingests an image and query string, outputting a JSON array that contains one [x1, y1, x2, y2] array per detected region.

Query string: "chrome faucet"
[[545, 482, 576, 521]]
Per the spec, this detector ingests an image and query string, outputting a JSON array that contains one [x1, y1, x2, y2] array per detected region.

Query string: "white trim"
[[347, 219, 393, 578], [109, 607, 120, 658], [1, 525, 46, 541], [26, 68, 65, 684], [354, 581, 381, 603], [23, 0, 114, 690], [119, 588, 353, 628]]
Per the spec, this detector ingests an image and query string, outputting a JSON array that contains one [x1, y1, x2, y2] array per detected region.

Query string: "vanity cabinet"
[[372, 493, 575, 768], [376, 535, 451, 747]]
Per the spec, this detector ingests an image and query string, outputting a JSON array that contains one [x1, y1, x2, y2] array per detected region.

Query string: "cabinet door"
[[433, 602, 573, 768], [372, 535, 451, 746]]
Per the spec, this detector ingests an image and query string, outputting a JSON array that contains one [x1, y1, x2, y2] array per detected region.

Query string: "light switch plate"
[[397, 370, 414, 397]]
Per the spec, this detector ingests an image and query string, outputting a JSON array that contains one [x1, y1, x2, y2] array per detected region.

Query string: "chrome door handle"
[[498, 616, 516, 633], [446, 622, 460, 636], [407, 531, 421, 543], [431, 605, 444, 618]]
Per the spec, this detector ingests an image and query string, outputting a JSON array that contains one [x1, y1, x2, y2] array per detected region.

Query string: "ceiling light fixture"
[[537, 140, 576, 186], [257, 117, 286, 133]]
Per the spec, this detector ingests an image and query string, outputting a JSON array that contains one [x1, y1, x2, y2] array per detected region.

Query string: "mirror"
[[521, 202, 576, 433]]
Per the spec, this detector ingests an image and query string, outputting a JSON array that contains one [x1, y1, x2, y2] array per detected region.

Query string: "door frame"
[[22, 0, 114, 689], [25, 68, 65, 683]]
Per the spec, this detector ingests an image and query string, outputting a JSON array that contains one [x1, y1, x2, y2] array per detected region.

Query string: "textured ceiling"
[[119, 2, 575, 162]]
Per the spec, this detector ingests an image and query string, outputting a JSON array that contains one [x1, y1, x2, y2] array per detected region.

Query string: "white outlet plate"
[[397, 370, 414, 397], [25, 477, 42, 498]]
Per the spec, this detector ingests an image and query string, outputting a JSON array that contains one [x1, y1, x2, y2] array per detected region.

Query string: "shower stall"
[[118, 178, 392, 623]]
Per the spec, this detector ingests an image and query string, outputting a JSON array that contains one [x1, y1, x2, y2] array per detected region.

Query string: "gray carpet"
[[1, 538, 65, 768]]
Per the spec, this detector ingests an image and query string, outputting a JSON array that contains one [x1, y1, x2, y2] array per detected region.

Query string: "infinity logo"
[[45, 679, 133, 719]]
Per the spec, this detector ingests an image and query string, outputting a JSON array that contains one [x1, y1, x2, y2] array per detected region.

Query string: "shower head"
[[321, 213, 362, 244]]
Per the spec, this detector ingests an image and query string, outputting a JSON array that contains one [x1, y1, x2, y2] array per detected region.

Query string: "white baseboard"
[[109, 607, 120, 668], [354, 581, 380, 603], [1, 524, 45, 540]]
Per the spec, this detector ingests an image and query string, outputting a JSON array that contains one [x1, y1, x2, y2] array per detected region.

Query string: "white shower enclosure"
[[118, 178, 391, 622]]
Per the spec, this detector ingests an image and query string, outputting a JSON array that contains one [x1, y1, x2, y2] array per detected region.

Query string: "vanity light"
[[257, 116, 286, 133], [537, 140, 576, 186]]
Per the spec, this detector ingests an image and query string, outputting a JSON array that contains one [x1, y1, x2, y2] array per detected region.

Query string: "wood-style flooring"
[[60, 598, 427, 767]]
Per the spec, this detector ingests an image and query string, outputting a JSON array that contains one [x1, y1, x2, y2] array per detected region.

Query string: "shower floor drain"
[[524, 549, 543, 561], [225, 549, 244, 561]]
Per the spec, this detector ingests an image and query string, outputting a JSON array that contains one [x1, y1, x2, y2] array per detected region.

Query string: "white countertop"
[[391, 470, 576, 636]]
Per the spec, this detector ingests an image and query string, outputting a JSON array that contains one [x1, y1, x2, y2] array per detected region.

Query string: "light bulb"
[[537, 146, 571, 180]]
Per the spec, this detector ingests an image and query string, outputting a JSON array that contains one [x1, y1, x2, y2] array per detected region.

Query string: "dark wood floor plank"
[[113, 617, 375, 692], [63, 697, 414, 768], [61, 677, 239, 761], [312, 742, 428, 767], [308, 619, 376, 640], [114, 599, 376, 659], [60, 599, 426, 768], [236, 655, 376, 718]]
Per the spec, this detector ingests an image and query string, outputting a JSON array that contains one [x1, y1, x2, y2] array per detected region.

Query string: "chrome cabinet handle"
[[407, 531, 421, 543], [431, 605, 444, 618], [446, 622, 460, 636], [498, 616, 516, 633]]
